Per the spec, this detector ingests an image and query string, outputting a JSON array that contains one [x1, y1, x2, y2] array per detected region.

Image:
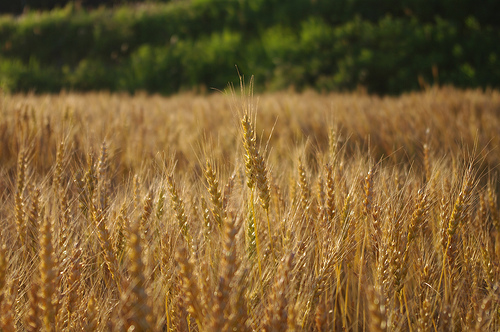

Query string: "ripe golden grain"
[[0, 87, 498, 330]]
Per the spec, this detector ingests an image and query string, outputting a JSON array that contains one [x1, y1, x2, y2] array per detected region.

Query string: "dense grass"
[[0, 85, 499, 330]]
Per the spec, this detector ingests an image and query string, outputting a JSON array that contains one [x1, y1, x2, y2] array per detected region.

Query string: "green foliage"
[[0, 0, 499, 94], [0, 56, 63, 93], [68, 59, 120, 91], [123, 44, 181, 94]]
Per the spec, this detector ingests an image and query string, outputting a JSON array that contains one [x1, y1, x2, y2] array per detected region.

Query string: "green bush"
[[0, 0, 499, 94], [68, 59, 120, 91], [0, 56, 63, 93], [122, 44, 181, 94]]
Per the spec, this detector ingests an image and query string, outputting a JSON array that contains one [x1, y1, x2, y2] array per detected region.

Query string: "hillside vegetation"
[[0, 86, 499, 330], [0, 0, 499, 94]]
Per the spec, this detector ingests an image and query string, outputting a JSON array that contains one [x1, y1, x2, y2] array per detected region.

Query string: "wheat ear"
[[15, 148, 27, 245], [262, 252, 294, 332], [167, 173, 190, 244], [83, 296, 98, 331], [26, 188, 41, 258], [25, 281, 41, 332], [66, 247, 82, 330], [92, 206, 122, 293], [140, 190, 154, 243], [210, 215, 239, 331], [205, 160, 224, 229], [0, 245, 6, 307], [175, 245, 204, 329], [124, 217, 153, 330], [325, 164, 336, 224], [367, 285, 388, 332], [241, 114, 264, 270], [96, 141, 110, 212], [399, 189, 428, 291], [0, 278, 18, 332], [39, 216, 57, 332], [297, 158, 311, 214], [435, 168, 474, 311]]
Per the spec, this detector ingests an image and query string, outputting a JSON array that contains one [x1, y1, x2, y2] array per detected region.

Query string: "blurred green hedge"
[[0, 0, 499, 94]]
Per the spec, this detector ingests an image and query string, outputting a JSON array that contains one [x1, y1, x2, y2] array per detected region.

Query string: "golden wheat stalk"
[[140, 189, 154, 243], [241, 112, 273, 280], [175, 245, 204, 329], [399, 188, 428, 291], [0, 278, 18, 332], [39, 216, 57, 332], [92, 206, 123, 293], [83, 296, 99, 330], [262, 252, 294, 331], [204, 160, 224, 229], [96, 141, 110, 212], [325, 164, 336, 224], [65, 247, 82, 330], [367, 285, 388, 332], [15, 148, 27, 245], [25, 281, 42, 332], [123, 217, 153, 330], [53, 141, 65, 192], [209, 215, 239, 331], [26, 188, 41, 258], [167, 173, 190, 244], [0, 245, 6, 308]]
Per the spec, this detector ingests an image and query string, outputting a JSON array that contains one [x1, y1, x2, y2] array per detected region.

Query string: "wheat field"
[[0, 84, 499, 331]]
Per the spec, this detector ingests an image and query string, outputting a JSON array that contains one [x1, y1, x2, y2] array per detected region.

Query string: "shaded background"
[[0, 0, 499, 95]]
